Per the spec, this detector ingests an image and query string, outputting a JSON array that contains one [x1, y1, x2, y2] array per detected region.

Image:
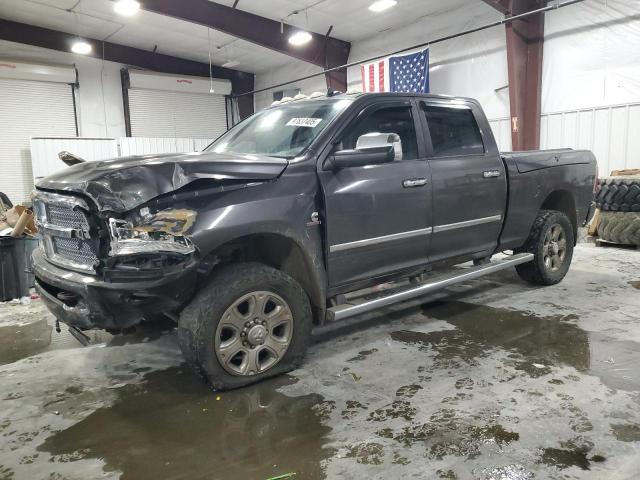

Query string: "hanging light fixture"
[[114, 0, 140, 16], [71, 40, 92, 54], [288, 31, 312, 46]]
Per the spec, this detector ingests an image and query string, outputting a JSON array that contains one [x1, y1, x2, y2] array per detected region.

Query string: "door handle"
[[483, 170, 501, 178], [402, 178, 428, 188]]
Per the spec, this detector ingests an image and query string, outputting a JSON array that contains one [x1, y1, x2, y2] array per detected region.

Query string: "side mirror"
[[326, 132, 401, 170]]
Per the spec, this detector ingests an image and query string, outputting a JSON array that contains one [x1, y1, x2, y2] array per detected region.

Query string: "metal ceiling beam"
[[0, 18, 255, 118], [141, 0, 351, 91], [483, 0, 546, 150]]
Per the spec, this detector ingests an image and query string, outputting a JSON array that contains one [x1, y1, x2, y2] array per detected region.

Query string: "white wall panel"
[[31, 137, 214, 184], [488, 118, 512, 152], [31, 137, 117, 181], [491, 102, 640, 176]]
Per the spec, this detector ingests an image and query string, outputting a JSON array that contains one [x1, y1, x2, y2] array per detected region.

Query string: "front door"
[[417, 100, 507, 262], [319, 99, 432, 288]]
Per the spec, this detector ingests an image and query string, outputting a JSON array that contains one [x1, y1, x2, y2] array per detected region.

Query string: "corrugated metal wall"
[[490, 102, 640, 176]]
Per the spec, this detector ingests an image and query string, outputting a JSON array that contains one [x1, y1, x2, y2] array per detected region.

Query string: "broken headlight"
[[108, 209, 196, 256]]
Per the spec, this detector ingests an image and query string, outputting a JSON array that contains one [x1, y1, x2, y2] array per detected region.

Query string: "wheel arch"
[[199, 232, 326, 324], [540, 189, 578, 244]]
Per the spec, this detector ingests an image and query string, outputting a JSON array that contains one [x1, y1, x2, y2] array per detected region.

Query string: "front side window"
[[206, 99, 351, 159], [420, 103, 484, 157], [339, 106, 419, 160]]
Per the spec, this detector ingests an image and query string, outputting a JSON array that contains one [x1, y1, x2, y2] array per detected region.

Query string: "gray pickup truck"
[[32, 92, 597, 389]]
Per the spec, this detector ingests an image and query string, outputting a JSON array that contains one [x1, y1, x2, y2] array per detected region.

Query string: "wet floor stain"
[[378, 407, 519, 461], [610, 423, 640, 442], [388, 300, 640, 391], [37, 367, 332, 480], [346, 348, 378, 362], [539, 440, 606, 471]]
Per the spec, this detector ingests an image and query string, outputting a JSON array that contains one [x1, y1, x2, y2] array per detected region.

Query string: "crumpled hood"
[[36, 151, 288, 213]]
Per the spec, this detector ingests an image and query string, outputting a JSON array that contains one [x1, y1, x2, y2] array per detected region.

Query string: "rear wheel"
[[515, 210, 574, 285], [178, 262, 312, 390]]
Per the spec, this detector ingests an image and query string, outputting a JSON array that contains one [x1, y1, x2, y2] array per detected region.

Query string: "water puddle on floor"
[[37, 368, 332, 480], [390, 300, 640, 391]]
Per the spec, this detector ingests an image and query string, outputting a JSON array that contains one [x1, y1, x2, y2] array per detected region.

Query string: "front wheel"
[[178, 262, 312, 390], [515, 210, 574, 285]]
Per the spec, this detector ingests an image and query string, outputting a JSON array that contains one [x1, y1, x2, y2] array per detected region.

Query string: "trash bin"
[[0, 236, 29, 301], [23, 237, 39, 288]]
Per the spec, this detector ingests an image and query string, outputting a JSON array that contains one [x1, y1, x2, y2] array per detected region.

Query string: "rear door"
[[417, 100, 507, 262], [319, 99, 432, 288]]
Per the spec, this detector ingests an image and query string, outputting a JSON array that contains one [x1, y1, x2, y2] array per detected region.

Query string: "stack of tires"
[[594, 173, 640, 246]]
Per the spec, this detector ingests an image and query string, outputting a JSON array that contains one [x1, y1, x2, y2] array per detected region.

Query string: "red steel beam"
[[142, 0, 351, 91], [0, 19, 255, 118], [504, 0, 545, 150], [483, 0, 546, 150]]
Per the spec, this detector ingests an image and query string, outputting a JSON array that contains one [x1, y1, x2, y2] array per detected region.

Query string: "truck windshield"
[[205, 99, 351, 159]]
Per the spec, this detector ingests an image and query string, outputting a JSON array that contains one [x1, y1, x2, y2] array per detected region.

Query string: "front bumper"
[[33, 247, 198, 330]]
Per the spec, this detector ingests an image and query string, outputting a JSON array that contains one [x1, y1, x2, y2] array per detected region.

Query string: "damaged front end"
[[33, 198, 200, 332]]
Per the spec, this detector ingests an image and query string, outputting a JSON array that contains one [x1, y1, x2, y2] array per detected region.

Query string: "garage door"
[[128, 88, 227, 139], [126, 70, 231, 140], [0, 78, 76, 204]]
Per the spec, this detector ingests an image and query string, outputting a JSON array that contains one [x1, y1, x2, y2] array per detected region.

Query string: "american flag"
[[360, 49, 429, 93]]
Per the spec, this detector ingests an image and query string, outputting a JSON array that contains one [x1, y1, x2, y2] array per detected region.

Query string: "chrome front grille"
[[52, 237, 99, 265], [33, 191, 100, 273], [47, 204, 89, 229]]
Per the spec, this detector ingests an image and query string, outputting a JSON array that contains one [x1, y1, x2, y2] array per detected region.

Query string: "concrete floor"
[[1, 244, 639, 480]]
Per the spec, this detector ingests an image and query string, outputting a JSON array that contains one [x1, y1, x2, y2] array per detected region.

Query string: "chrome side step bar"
[[325, 253, 534, 323]]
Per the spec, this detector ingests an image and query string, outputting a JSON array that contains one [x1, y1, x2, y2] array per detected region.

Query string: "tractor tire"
[[594, 176, 640, 212], [597, 211, 640, 246]]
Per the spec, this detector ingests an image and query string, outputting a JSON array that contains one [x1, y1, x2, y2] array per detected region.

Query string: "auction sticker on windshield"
[[286, 118, 323, 127]]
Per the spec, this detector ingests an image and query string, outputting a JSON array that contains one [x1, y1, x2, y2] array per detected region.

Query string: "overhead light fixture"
[[368, 0, 397, 12], [71, 40, 92, 55], [222, 60, 240, 68], [114, 0, 140, 16], [288, 31, 312, 46]]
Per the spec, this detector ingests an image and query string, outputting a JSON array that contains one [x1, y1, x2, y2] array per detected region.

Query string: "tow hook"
[[68, 326, 91, 346]]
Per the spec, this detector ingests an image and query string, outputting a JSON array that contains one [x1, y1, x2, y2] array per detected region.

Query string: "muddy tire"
[[178, 262, 312, 390], [598, 211, 640, 246], [594, 176, 640, 212], [515, 210, 574, 285]]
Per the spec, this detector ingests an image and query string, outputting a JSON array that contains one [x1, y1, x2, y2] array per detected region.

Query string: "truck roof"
[[268, 90, 477, 108]]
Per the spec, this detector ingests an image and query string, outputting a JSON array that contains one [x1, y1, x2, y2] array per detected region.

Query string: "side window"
[[340, 106, 419, 160], [420, 103, 484, 157]]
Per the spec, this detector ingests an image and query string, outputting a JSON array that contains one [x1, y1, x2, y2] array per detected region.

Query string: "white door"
[[0, 78, 76, 203], [128, 88, 228, 139]]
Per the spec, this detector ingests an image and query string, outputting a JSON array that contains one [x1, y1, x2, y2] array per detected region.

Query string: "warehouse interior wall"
[[253, 61, 327, 111], [0, 40, 126, 138], [346, 1, 510, 120], [542, 0, 640, 113]]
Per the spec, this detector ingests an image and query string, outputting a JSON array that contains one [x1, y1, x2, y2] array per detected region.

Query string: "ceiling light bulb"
[[288, 31, 312, 46], [114, 0, 140, 16], [368, 0, 397, 12], [71, 40, 92, 55]]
